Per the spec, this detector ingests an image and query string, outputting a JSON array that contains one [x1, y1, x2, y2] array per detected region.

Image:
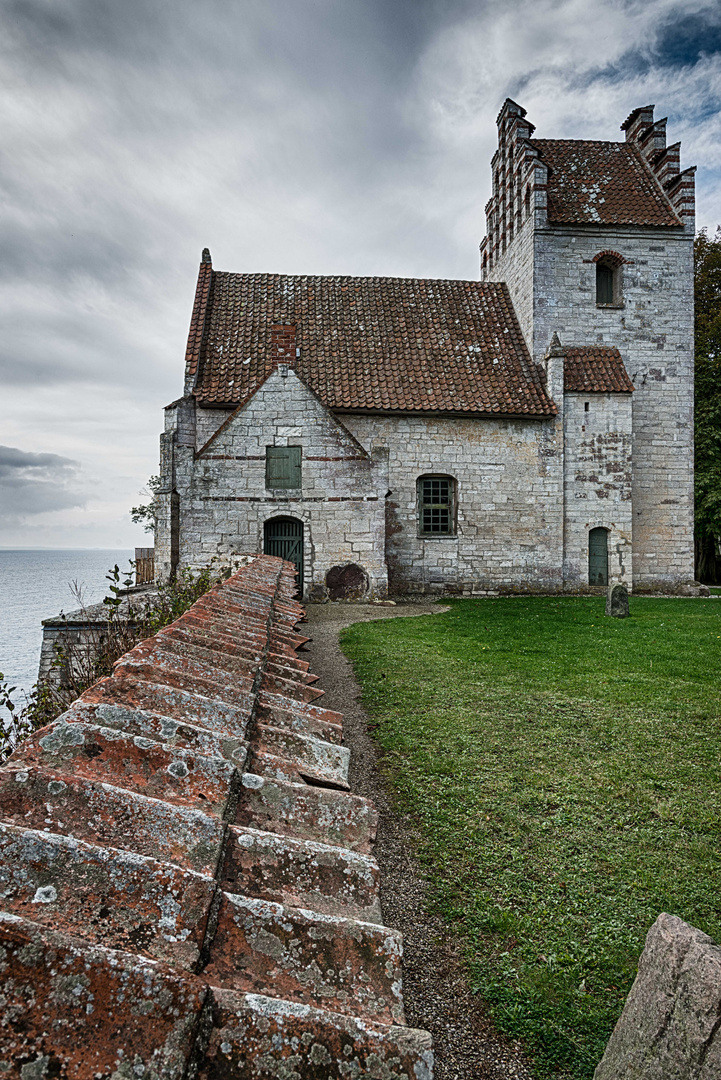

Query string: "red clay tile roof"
[[531, 139, 682, 227], [191, 273, 556, 416], [564, 346, 635, 393]]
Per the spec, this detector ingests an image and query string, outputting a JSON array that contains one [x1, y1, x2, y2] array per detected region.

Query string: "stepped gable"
[[530, 139, 682, 227], [563, 345, 635, 393], [186, 266, 556, 417], [0, 556, 433, 1078]]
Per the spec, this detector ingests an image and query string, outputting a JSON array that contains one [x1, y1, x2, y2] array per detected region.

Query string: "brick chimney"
[[269, 324, 297, 368]]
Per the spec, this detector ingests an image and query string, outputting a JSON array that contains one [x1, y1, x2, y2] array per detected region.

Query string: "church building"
[[155, 100, 696, 598]]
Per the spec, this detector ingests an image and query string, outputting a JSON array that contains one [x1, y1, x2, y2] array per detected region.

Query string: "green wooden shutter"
[[266, 446, 302, 489]]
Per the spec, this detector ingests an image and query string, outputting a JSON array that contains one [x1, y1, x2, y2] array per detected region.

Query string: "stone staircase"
[[0, 555, 433, 1078]]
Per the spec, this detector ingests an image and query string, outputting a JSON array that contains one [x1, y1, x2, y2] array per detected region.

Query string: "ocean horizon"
[[0, 548, 134, 712]]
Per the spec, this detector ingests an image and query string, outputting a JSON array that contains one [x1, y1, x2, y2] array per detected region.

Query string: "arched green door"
[[264, 517, 303, 594], [588, 527, 609, 586]]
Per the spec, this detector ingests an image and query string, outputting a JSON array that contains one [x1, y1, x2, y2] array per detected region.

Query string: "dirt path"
[[303, 602, 533, 1080]]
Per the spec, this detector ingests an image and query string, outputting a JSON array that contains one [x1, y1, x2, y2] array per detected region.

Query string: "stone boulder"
[[605, 583, 629, 618], [594, 912, 721, 1079]]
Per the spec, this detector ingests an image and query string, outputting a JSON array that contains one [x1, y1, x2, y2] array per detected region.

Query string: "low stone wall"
[[0, 555, 433, 1077]]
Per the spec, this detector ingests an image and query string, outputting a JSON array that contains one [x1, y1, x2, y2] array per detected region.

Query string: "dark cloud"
[[0, 445, 85, 521], [1, 0, 719, 545]]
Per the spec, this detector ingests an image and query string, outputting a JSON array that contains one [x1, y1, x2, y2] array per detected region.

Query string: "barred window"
[[418, 475, 456, 536]]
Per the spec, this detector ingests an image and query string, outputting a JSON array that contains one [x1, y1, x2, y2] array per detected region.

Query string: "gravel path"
[[303, 602, 534, 1080]]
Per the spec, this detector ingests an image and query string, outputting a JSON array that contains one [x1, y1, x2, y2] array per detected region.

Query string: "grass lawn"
[[341, 597, 721, 1079]]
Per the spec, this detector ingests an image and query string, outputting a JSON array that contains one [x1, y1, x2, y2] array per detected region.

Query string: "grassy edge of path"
[[340, 596, 721, 1079]]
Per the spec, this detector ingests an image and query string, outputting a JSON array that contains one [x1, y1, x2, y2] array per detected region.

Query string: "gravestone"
[[605, 583, 629, 618]]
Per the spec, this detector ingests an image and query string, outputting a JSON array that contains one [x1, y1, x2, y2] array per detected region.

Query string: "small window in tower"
[[595, 254, 624, 307], [584, 401, 589, 412], [524, 185, 531, 217], [596, 263, 614, 304]]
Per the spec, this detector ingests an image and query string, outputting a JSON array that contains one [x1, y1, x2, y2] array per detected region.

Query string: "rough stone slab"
[[172, 611, 269, 649], [129, 636, 260, 681], [255, 724, 350, 789], [113, 658, 256, 709], [0, 911, 208, 1077], [247, 748, 306, 785], [222, 826, 382, 923], [257, 692, 344, 742], [198, 989, 434, 1080], [0, 764, 227, 876], [60, 700, 249, 768], [260, 669, 325, 703], [157, 624, 266, 663], [595, 912, 721, 1080], [235, 773, 377, 853], [203, 893, 404, 1024], [0, 822, 216, 970], [82, 673, 254, 735], [11, 719, 240, 820]]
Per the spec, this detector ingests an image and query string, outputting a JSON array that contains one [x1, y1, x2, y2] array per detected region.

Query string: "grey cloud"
[[0, 445, 85, 521], [1, 0, 720, 546]]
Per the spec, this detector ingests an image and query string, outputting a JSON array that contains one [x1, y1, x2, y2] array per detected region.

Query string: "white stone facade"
[[156, 368, 389, 598], [156, 99, 696, 598]]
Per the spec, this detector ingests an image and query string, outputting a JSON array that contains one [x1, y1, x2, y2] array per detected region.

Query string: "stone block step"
[[113, 658, 256, 708], [0, 911, 208, 1077], [235, 773, 377, 854], [261, 670, 325, 703], [254, 724, 350, 789], [116, 640, 259, 693], [222, 826, 381, 923], [0, 763, 226, 876], [257, 692, 343, 743], [61, 700, 248, 768], [199, 989, 434, 1079], [11, 719, 240, 820], [82, 672, 254, 734], [203, 893, 404, 1024], [0, 822, 216, 970], [134, 637, 263, 682]]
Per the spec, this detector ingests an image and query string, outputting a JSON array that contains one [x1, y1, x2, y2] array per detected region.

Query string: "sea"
[[0, 549, 133, 711]]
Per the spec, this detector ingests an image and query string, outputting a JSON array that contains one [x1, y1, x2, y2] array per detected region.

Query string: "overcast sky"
[[1, 0, 720, 549]]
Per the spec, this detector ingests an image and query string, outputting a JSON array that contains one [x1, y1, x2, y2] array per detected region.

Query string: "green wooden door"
[[588, 527, 609, 586], [264, 517, 304, 594]]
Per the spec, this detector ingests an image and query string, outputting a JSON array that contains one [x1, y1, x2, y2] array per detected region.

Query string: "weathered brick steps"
[[0, 555, 433, 1077]]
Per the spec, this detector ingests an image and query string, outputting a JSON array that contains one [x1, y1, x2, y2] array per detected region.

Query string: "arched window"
[[595, 252, 624, 307], [524, 184, 531, 218], [418, 475, 457, 536], [588, 527, 609, 586]]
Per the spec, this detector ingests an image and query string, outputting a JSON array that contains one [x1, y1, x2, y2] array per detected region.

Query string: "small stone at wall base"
[[594, 912, 721, 1080], [605, 584, 629, 618], [699, 584, 711, 597]]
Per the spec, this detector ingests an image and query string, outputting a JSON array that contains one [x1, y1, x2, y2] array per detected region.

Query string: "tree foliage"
[[130, 474, 161, 534], [694, 228, 721, 582]]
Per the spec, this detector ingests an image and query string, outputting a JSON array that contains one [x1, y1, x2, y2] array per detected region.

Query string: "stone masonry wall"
[[489, 213, 695, 592], [0, 555, 433, 1077], [563, 392, 633, 588], [533, 224, 694, 591], [342, 412, 564, 594], [158, 370, 389, 599]]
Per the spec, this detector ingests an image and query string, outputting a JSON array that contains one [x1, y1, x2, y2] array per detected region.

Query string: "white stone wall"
[[158, 370, 389, 599], [341, 413, 564, 594], [563, 392, 633, 588], [534, 224, 694, 590], [489, 211, 695, 591]]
